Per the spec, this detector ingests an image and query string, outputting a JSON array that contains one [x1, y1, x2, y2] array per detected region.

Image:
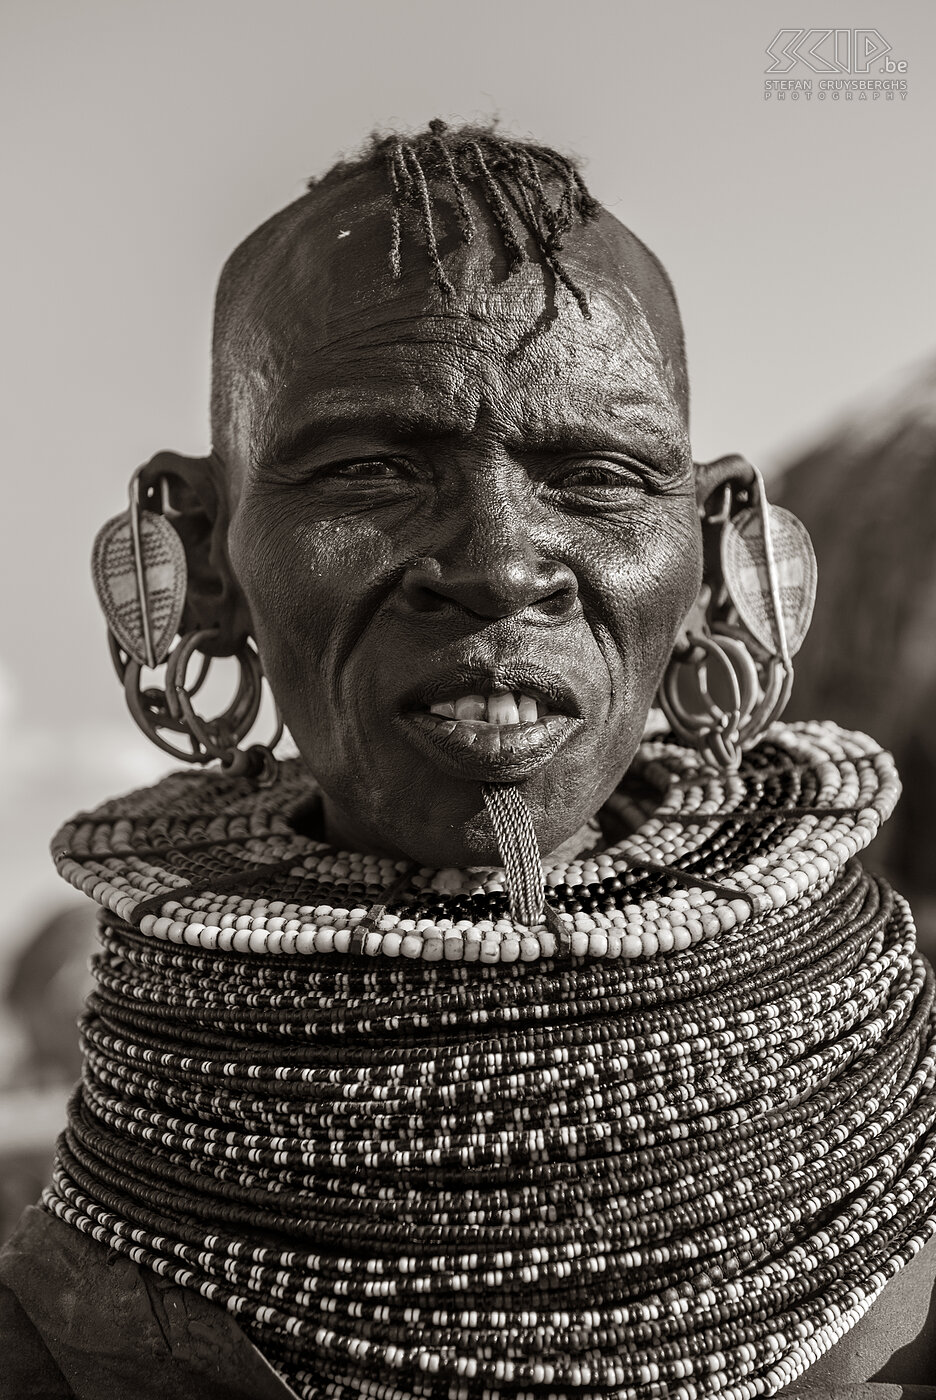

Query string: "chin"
[[298, 703, 646, 867], [406, 808, 509, 869], [362, 760, 627, 869]]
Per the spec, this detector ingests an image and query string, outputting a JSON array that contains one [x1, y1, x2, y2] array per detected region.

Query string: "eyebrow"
[[254, 408, 465, 471], [506, 417, 682, 457], [254, 401, 687, 474]]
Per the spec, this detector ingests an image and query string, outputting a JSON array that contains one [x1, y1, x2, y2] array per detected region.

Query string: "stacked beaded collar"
[[43, 721, 936, 1399], [53, 721, 897, 965]]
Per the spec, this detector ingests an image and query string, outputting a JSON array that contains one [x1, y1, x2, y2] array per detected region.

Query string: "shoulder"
[[0, 1271, 73, 1398], [0, 1207, 298, 1399]]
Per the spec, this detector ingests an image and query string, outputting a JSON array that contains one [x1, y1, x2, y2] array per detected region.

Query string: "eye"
[[549, 459, 645, 492], [330, 457, 410, 480]]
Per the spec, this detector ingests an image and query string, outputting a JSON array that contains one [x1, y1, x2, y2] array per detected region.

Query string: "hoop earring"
[[92, 466, 283, 784], [656, 463, 816, 771]]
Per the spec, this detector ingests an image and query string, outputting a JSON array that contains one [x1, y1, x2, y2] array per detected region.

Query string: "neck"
[[316, 789, 613, 868], [319, 792, 414, 860]]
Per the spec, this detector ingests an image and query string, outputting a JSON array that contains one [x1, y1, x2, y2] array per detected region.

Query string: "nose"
[[400, 495, 578, 622]]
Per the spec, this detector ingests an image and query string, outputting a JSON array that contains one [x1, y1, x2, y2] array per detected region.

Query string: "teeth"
[[517, 695, 538, 724], [429, 691, 545, 725], [487, 692, 520, 726], [454, 695, 486, 721]]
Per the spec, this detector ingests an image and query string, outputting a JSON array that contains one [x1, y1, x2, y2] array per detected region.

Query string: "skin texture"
[[170, 171, 703, 866]]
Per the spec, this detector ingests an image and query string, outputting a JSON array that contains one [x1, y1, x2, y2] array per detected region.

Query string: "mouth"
[[396, 669, 584, 782]]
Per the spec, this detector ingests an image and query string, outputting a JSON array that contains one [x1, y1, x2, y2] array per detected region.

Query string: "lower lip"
[[397, 711, 582, 782]]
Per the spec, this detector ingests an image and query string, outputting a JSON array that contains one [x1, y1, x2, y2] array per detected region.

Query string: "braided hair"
[[307, 119, 601, 315]]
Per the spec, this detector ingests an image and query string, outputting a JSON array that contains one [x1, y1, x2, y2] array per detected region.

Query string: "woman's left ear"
[[694, 453, 757, 516], [132, 448, 252, 657], [658, 450, 817, 770]]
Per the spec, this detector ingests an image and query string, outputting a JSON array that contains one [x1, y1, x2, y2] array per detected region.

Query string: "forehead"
[[226, 176, 687, 463], [262, 296, 683, 470]]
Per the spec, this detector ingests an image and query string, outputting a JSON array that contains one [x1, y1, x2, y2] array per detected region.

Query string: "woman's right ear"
[[132, 449, 252, 657], [91, 450, 281, 776]]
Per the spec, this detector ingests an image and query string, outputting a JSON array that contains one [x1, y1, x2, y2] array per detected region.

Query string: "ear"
[[670, 453, 760, 646], [137, 449, 251, 657], [694, 452, 757, 515]]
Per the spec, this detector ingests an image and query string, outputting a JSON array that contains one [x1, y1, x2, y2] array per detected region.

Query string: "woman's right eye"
[[331, 458, 408, 479], [323, 459, 414, 487]]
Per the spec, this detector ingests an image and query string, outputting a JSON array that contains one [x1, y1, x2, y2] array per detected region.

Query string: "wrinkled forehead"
[[215, 168, 688, 444]]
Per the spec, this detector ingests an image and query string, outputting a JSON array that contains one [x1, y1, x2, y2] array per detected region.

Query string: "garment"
[[0, 1207, 297, 1398], [2, 721, 936, 1397]]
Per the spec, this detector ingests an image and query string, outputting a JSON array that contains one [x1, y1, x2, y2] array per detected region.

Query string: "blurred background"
[[2, 0, 934, 1236]]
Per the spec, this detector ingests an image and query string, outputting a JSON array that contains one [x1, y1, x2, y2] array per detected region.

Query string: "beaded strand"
[[41, 722, 936, 1398]]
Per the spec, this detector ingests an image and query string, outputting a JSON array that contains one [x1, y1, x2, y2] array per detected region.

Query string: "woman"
[[1, 123, 933, 1398]]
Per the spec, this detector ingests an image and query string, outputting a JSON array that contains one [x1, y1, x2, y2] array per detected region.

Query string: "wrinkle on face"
[[218, 172, 689, 479], [248, 296, 689, 503], [222, 175, 700, 863]]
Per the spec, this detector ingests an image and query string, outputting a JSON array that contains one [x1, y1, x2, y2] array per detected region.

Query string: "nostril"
[[400, 558, 451, 613], [405, 583, 449, 612], [400, 553, 579, 620], [540, 581, 578, 618]]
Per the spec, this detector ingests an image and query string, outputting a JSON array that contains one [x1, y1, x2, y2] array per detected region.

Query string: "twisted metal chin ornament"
[[92, 466, 282, 785], [657, 463, 818, 770]]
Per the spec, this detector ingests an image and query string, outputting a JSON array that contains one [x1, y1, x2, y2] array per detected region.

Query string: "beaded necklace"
[[43, 721, 936, 1399]]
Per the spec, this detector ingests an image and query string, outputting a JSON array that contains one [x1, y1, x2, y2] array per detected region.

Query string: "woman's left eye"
[[550, 460, 644, 490]]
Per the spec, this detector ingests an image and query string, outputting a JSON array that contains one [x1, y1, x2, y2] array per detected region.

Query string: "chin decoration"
[[91, 465, 282, 784], [657, 464, 817, 771]]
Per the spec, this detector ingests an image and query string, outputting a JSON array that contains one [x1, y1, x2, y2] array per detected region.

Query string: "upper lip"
[[401, 665, 582, 717]]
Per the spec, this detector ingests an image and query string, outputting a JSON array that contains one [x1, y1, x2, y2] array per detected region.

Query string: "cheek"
[[229, 500, 319, 650], [227, 494, 397, 685], [583, 506, 702, 673]]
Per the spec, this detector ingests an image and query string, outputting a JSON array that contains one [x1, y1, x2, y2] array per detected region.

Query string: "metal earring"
[[656, 464, 817, 770], [91, 465, 283, 784]]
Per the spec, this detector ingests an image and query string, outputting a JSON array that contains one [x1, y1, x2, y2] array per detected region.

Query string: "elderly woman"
[[1, 123, 934, 1399]]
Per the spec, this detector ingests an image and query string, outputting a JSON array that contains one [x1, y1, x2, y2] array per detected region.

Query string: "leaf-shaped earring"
[[91, 465, 282, 783], [92, 471, 187, 668], [657, 464, 817, 770], [721, 495, 817, 663]]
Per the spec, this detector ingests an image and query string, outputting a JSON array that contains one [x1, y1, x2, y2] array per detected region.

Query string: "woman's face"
[[225, 205, 701, 866]]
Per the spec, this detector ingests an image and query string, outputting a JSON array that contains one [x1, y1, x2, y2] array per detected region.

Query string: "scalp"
[[210, 124, 689, 462]]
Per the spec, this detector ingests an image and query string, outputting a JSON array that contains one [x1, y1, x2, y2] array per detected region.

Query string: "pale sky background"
[[2, 0, 935, 956]]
